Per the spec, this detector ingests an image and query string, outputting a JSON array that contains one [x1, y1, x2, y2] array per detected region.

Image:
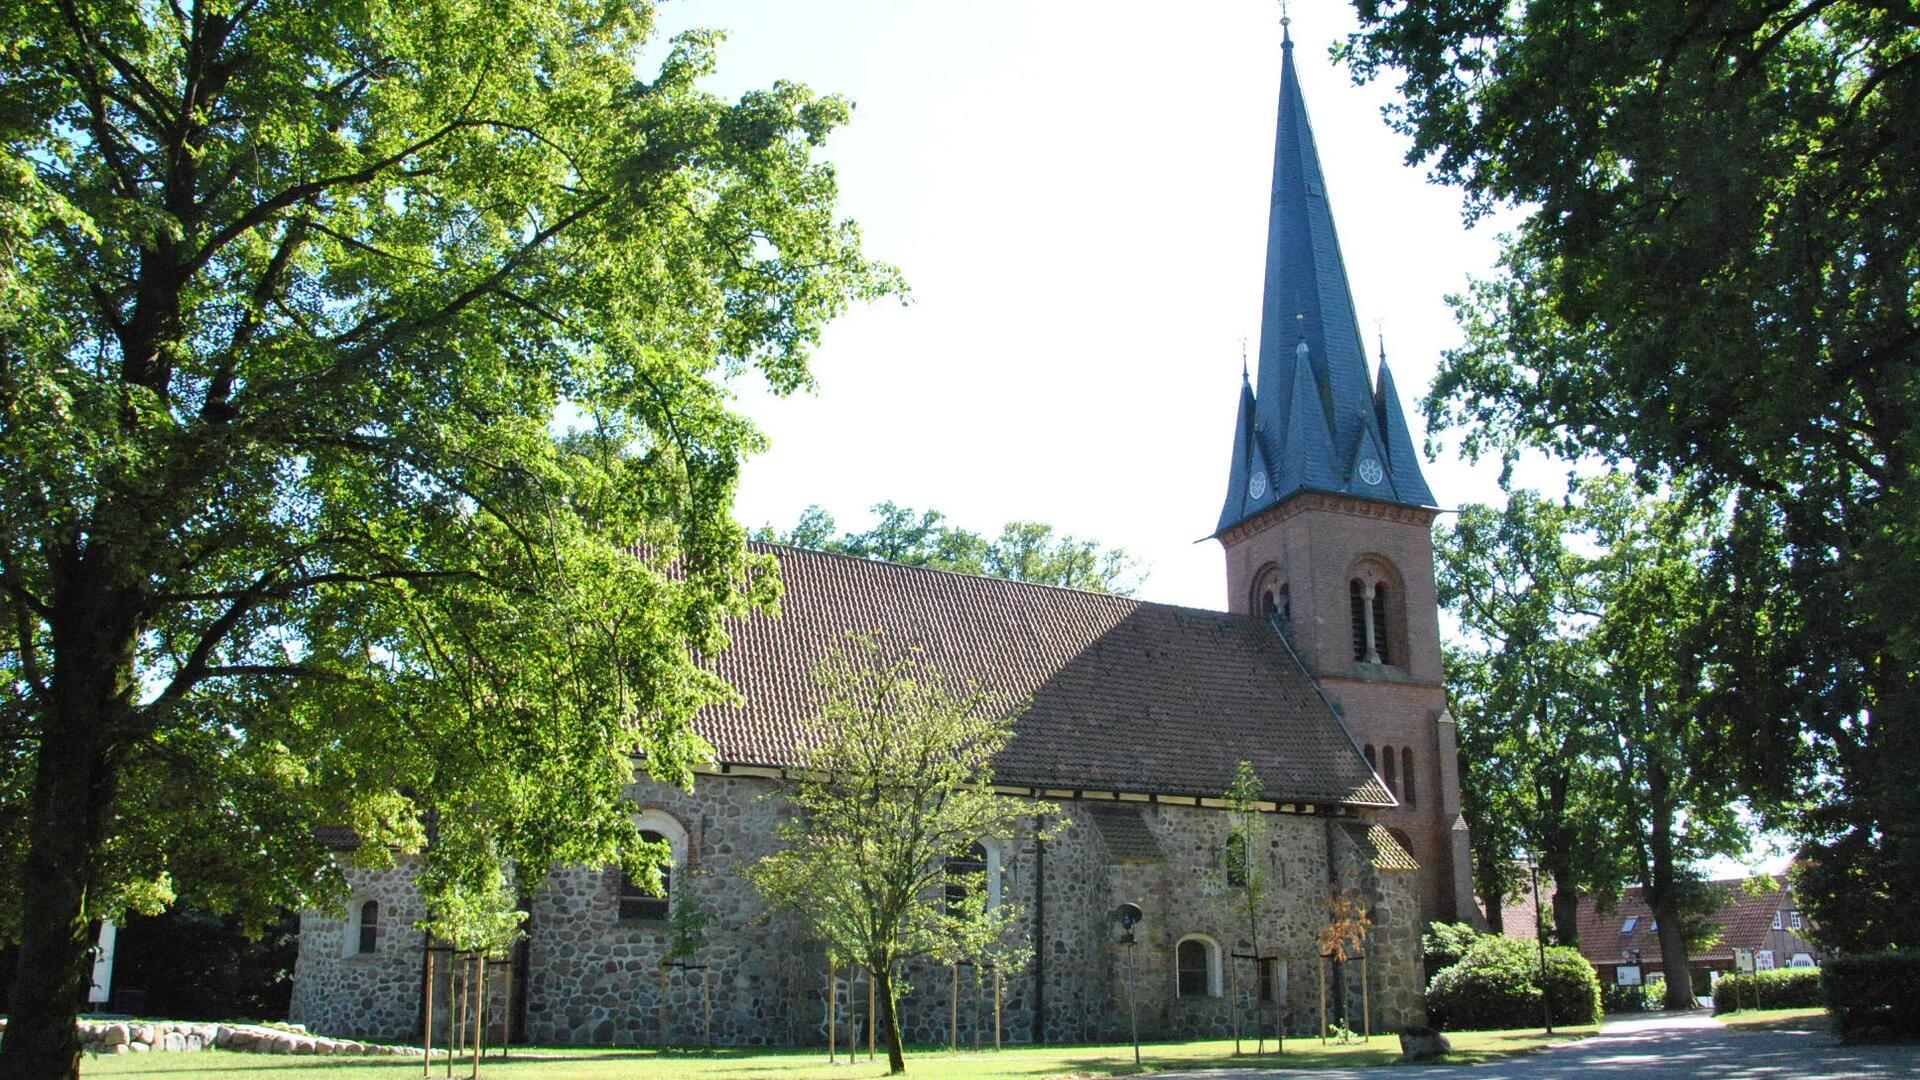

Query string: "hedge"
[[1426, 937, 1603, 1031], [1712, 967, 1823, 1014], [1601, 982, 1662, 1014], [1824, 951, 1920, 1041]]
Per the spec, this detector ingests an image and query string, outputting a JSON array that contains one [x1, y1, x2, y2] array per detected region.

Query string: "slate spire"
[[1215, 15, 1436, 535]]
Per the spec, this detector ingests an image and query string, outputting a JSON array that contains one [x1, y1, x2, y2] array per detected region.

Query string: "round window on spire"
[[1248, 470, 1268, 500]]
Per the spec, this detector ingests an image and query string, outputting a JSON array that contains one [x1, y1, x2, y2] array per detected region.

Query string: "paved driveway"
[[1160, 1011, 1919, 1079]]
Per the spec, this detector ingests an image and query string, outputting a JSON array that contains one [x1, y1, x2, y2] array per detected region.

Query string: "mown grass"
[[1713, 1006, 1829, 1033], [77, 1026, 1596, 1078]]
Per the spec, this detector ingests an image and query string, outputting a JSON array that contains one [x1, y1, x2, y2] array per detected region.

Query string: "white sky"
[[647, 0, 1786, 879]]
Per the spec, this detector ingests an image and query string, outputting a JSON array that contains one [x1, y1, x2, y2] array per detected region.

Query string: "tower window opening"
[[1350, 580, 1368, 660], [1383, 744, 1397, 796], [1372, 584, 1391, 664], [1402, 748, 1416, 806]]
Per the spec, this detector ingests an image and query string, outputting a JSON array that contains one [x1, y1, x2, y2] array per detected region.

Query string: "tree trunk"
[[1550, 865, 1582, 949], [0, 565, 139, 1080], [875, 962, 906, 1075], [1644, 756, 1698, 1010]]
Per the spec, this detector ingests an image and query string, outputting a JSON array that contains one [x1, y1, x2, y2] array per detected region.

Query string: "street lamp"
[[1528, 855, 1553, 1034], [1114, 903, 1145, 1067]]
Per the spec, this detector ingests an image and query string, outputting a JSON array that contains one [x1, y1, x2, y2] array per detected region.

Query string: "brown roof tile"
[[701, 545, 1392, 807], [1502, 874, 1800, 965], [1088, 807, 1167, 863]]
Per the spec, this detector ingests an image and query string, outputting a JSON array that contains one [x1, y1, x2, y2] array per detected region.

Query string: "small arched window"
[[357, 900, 379, 955], [1402, 747, 1416, 806], [1383, 744, 1397, 796], [1364, 744, 1377, 772], [1175, 936, 1221, 998], [619, 829, 672, 921], [945, 842, 989, 915], [1388, 826, 1416, 861]]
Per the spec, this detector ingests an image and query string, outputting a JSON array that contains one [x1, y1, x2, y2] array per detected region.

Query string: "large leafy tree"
[[1436, 489, 1616, 944], [0, 1, 891, 1075], [1345, 1, 1919, 947], [1583, 477, 1748, 1009], [744, 635, 1053, 1075], [757, 502, 1142, 594]]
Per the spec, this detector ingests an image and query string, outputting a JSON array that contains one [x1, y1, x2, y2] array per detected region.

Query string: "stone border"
[[51, 1017, 444, 1057]]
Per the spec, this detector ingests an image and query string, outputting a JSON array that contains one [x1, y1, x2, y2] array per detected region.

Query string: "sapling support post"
[[1318, 955, 1328, 1044], [423, 947, 434, 1076], [827, 957, 837, 1063], [993, 964, 1002, 1051], [867, 966, 876, 1062]]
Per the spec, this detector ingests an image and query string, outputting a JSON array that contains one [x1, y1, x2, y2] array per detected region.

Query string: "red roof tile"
[[1501, 874, 1800, 965], [700, 545, 1393, 807]]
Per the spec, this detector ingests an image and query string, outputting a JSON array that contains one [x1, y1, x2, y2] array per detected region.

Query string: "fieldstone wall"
[[292, 773, 1424, 1046]]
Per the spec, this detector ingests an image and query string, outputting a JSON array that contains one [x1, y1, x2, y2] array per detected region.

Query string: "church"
[[291, 20, 1474, 1048]]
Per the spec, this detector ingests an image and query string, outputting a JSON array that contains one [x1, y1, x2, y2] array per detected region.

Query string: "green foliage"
[[0, 0, 894, 1068], [1425, 937, 1602, 1032], [742, 634, 1056, 1072], [1600, 983, 1662, 1015], [1422, 921, 1489, 978], [1344, 0, 1920, 955], [757, 503, 1141, 595], [1823, 952, 1920, 1041], [1714, 967, 1825, 1014]]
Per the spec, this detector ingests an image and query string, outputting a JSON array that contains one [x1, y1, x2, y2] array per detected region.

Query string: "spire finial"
[[1279, 0, 1292, 46], [1376, 320, 1387, 363], [1241, 338, 1250, 380]]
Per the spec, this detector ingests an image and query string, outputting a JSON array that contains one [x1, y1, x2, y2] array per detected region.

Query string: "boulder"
[[129, 1042, 149, 1053], [227, 1030, 257, 1050], [133, 1024, 157, 1045], [1399, 1027, 1453, 1062], [99, 1024, 130, 1047], [291, 1037, 317, 1054], [213, 1025, 235, 1048], [162, 1032, 186, 1052]]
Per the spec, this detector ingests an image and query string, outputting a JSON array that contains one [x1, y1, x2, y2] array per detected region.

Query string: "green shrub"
[[1426, 936, 1603, 1031], [1713, 967, 1824, 1013], [1824, 951, 1920, 1041], [1602, 982, 1662, 1013], [1423, 921, 1491, 983]]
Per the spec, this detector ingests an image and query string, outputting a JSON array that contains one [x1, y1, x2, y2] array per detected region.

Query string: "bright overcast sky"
[[646, 0, 1565, 611]]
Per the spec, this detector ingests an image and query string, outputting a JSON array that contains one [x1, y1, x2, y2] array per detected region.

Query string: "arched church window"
[[357, 899, 379, 955], [1402, 748, 1416, 806], [1364, 744, 1377, 772], [1383, 744, 1397, 796], [945, 842, 989, 915], [1262, 588, 1277, 618], [1175, 936, 1221, 998], [619, 829, 673, 920]]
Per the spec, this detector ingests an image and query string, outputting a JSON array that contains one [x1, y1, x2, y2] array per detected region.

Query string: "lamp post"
[[1529, 855, 1553, 1034], [1114, 903, 1144, 1068]]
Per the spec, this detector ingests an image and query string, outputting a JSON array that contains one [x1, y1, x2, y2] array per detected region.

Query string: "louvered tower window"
[[1350, 580, 1367, 659]]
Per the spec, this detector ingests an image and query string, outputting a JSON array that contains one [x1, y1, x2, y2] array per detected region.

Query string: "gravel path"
[[1158, 1011, 1918, 1079]]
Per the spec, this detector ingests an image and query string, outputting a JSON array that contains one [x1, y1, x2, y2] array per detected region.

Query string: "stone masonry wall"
[[292, 773, 1423, 1045]]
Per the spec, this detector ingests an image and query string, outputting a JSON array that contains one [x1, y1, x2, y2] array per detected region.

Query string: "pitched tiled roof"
[[702, 544, 1392, 807], [1501, 875, 1800, 965], [1362, 824, 1419, 872]]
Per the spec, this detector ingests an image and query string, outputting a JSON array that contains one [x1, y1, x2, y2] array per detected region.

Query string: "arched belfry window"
[[1372, 584, 1391, 664], [1347, 559, 1402, 667], [1383, 744, 1398, 796], [1402, 747, 1416, 806], [1253, 568, 1289, 626], [1364, 744, 1377, 771]]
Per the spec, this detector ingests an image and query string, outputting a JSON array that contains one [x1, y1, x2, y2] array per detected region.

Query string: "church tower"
[[1215, 17, 1477, 926]]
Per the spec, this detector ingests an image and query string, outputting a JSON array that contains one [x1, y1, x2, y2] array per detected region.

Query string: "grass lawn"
[[76, 1027, 1596, 1079], [1714, 1007, 1829, 1033]]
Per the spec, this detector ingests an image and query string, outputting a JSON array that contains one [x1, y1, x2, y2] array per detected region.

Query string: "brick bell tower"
[[1213, 17, 1477, 926]]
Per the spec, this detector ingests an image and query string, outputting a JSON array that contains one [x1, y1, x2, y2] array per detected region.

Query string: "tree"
[[1344, 0, 1919, 949], [1435, 489, 1618, 944], [1582, 477, 1748, 1008], [1222, 760, 1271, 1053], [743, 634, 1056, 1074], [756, 503, 1142, 594], [0, 1, 893, 1074]]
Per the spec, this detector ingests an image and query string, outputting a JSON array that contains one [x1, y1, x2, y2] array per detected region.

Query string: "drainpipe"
[[1032, 821, 1047, 1045]]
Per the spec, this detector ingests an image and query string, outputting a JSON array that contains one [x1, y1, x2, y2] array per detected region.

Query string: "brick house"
[[291, 19, 1475, 1047], [1503, 875, 1823, 996]]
